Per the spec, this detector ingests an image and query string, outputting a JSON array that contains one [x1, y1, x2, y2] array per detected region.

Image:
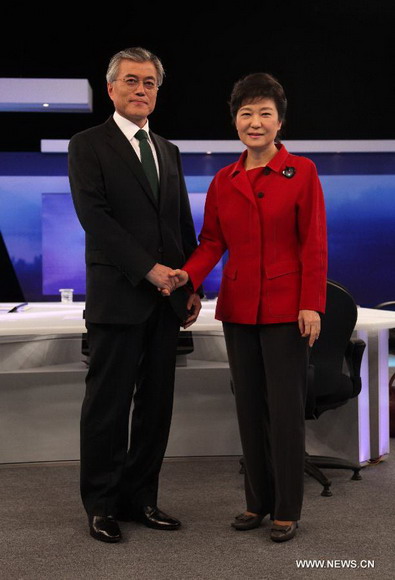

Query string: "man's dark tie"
[[135, 129, 159, 201]]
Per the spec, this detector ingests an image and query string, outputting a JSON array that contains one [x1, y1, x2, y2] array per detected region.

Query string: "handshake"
[[145, 263, 190, 296], [146, 263, 201, 329]]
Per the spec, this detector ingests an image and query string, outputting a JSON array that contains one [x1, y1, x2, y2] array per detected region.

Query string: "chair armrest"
[[345, 338, 366, 379]]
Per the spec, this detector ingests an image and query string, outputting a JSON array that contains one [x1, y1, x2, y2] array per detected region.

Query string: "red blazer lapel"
[[229, 170, 257, 207], [228, 151, 257, 207]]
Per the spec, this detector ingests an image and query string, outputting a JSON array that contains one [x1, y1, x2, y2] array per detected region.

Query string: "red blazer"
[[184, 145, 328, 325]]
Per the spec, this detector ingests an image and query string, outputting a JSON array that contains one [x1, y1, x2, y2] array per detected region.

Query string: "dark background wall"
[[1, 1, 394, 151]]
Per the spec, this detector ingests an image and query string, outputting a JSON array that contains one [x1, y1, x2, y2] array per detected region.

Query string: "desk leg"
[[355, 329, 371, 464], [364, 329, 390, 459]]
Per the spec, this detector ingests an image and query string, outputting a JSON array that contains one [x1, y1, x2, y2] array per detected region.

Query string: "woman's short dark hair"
[[229, 73, 287, 123]]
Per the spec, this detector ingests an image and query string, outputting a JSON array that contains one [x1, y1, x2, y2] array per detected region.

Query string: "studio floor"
[[1, 450, 394, 579]]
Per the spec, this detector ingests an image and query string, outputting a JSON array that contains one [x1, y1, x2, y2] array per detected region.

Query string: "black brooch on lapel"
[[282, 166, 296, 179]]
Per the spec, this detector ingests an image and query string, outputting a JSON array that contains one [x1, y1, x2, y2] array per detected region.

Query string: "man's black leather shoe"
[[131, 506, 181, 530], [89, 515, 122, 543]]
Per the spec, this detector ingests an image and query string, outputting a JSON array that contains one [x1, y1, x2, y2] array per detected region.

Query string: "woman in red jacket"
[[169, 73, 327, 542]]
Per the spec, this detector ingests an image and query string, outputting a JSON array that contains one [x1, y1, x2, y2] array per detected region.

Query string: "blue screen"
[[0, 151, 394, 307], [40, 184, 224, 297]]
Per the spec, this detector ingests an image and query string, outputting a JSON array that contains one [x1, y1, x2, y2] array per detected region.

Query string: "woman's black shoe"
[[270, 521, 298, 543], [231, 512, 265, 530]]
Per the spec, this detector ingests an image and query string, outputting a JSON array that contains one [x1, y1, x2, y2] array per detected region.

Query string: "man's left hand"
[[183, 293, 202, 328]]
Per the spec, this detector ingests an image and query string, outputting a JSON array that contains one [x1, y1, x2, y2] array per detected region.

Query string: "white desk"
[[353, 309, 394, 462], [0, 301, 394, 464], [0, 301, 235, 462], [0, 301, 222, 337]]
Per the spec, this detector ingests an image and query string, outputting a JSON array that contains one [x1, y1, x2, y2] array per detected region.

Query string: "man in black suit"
[[68, 47, 201, 543]]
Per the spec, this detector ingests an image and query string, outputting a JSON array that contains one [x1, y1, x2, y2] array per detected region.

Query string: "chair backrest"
[[374, 301, 395, 310], [311, 280, 358, 369], [306, 279, 361, 419]]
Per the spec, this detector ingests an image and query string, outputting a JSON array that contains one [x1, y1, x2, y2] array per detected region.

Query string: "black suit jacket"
[[68, 116, 199, 324]]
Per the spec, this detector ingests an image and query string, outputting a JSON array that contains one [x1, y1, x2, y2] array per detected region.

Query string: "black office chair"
[[305, 279, 366, 496], [0, 231, 25, 302]]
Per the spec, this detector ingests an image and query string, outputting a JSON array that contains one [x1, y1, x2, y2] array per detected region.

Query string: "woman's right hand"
[[159, 269, 189, 296]]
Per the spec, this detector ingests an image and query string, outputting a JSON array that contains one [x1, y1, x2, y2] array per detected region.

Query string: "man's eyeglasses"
[[113, 78, 158, 92]]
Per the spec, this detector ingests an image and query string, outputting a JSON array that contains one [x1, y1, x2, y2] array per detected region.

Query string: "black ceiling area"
[[1, 1, 394, 151]]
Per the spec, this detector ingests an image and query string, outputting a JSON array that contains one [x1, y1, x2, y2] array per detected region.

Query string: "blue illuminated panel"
[[0, 152, 394, 306]]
